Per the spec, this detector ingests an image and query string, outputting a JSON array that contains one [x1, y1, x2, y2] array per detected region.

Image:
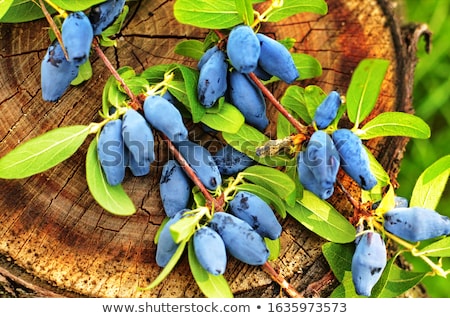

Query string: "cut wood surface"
[[0, 0, 429, 297]]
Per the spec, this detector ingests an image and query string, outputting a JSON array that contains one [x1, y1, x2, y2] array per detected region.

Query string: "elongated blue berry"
[[122, 109, 155, 174], [229, 191, 282, 240], [41, 40, 79, 102], [143, 95, 188, 142], [383, 207, 450, 242], [227, 25, 260, 73], [193, 226, 227, 275], [97, 119, 125, 186], [313, 91, 341, 129], [297, 152, 335, 199], [332, 129, 377, 190], [209, 212, 269, 265], [156, 210, 186, 267], [351, 231, 386, 297], [228, 69, 269, 131], [212, 145, 254, 176], [256, 33, 299, 84], [197, 49, 228, 108], [304, 130, 340, 189], [62, 11, 94, 66], [89, 0, 126, 35], [173, 140, 222, 190], [159, 160, 191, 218], [197, 45, 219, 70]]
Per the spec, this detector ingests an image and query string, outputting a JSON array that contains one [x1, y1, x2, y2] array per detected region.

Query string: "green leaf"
[[265, 237, 281, 261], [188, 240, 233, 298], [0, 0, 14, 20], [174, 0, 243, 29], [304, 85, 327, 123], [123, 77, 149, 95], [108, 82, 128, 107], [410, 155, 450, 210], [287, 191, 356, 243], [51, 0, 107, 11], [416, 237, 450, 257], [293, 53, 322, 80], [200, 102, 245, 134], [357, 112, 431, 139], [266, 0, 328, 22], [85, 139, 135, 216], [0, 125, 89, 179], [235, 0, 254, 25], [373, 258, 426, 298], [280, 86, 311, 124], [240, 165, 296, 202], [322, 242, 354, 282], [71, 60, 92, 85], [346, 59, 389, 127], [236, 183, 286, 218], [174, 40, 205, 61], [222, 123, 291, 167], [0, 0, 47, 23], [173, 65, 205, 123], [169, 211, 205, 244]]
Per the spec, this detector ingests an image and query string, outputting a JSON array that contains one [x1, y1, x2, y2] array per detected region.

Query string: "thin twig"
[[38, 0, 69, 60], [248, 72, 308, 134], [261, 262, 303, 298], [92, 38, 141, 109]]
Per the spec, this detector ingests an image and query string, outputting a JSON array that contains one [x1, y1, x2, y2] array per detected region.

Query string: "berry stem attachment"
[[92, 38, 141, 110], [248, 72, 308, 134]]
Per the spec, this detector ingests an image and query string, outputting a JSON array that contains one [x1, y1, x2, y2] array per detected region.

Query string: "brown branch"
[[38, 0, 69, 60], [248, 72, 308, 134], [261, 262, 303, 298], [92, 38, 141, 110]]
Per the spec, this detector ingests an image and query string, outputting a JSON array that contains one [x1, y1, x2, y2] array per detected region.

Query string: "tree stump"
[[0, 0, 429, 297]]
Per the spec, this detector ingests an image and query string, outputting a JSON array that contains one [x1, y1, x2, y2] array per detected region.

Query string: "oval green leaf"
[[0, 0, 14, 20], [416, 237, 450, 257], [357, 112, 431, 139], [174, 0, 243, 29], [346, 58, 389, 127], [201, 102, 245, 134], [266, 0, 328, 22], [293, 53, 322, 80], [0, 125, 90, 179], [287, 191, 356, 243], [188, 240, 233, 298], [86, 139, 136, 216], [410, 155, 450, 210], [235, 0, 254, 25], [240, 165, 296, 201]]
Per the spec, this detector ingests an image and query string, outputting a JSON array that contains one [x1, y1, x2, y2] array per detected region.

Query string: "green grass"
[[396, 0, 450, 297]]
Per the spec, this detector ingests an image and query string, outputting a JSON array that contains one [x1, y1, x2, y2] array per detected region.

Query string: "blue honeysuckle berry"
[[62, 11, 94, 66], [212, 144, 255, 176], [159, 160, 192, 218], [351, 231, 386, 297], [197, 49, 228, 107], [208, 212, 269, 266], [97, 119, 126, 186], [41, 40, 79, 102], [193, 226, 227, 276], [229, 191, 282, 240], [297, 151, 335, 200], [383, 207, 450, 242], [155, 209, 187, 267], [143, 95, 188, 143], [88, 0, 126, 35], [332, 128, 377, 191], [228, 69, 269, 131], [313, 91, 342, 129], [256, 33, 299, 84], [227, 25, 260, 74]]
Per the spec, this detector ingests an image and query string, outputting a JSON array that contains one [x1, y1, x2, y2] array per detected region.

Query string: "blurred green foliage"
[[397, 0, 450, 297]]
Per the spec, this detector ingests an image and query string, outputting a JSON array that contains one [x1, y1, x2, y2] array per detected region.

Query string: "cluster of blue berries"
[[197, 25, 299, 131], [351, 196, 450, 296], [97, 94, 188, 186], [296, 91, 377, 199], [156, 190, 282, 275], [40, 0, 126, 102]]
